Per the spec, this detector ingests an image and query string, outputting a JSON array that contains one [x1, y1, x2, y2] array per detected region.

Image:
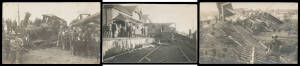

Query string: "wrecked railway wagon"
[[71, 13, 100, 26], [200, 2, 297, 64], [26, 14, 67, 49]]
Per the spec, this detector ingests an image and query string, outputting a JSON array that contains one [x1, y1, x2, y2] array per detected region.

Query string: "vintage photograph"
[[2, 2, 100, 64], [102, 4, 197, 63], [200, 2, 298, 64]]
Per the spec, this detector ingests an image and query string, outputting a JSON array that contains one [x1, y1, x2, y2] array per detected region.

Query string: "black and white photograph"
[[199, 2, 298, 64], [2, 2, 101, 64], [102, 4, 198, 63]]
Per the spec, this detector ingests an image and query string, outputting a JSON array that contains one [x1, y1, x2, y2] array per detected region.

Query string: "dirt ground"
[[8, 47, 99, 64]]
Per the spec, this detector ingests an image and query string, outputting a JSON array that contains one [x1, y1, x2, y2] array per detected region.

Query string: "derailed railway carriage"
[[3, 13, 68, 64], [26, 14, 67, 49]]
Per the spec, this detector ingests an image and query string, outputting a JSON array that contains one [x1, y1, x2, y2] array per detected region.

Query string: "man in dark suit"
[[111, 23, 117, 38]]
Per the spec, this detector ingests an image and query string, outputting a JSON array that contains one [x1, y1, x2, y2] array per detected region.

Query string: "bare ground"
[[21, 47, 99, 64]]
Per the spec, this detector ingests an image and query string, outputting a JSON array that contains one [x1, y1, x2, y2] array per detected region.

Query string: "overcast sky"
[[200, 2, 298, 17], [3, 2, 100, 25], [121, 4, 197, 34]]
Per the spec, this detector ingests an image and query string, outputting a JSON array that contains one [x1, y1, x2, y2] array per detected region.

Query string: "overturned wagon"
[[26, 14, 67, 49]]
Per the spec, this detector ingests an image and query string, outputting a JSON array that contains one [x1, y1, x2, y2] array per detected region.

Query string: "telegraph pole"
[[18, 3, 20, 26]]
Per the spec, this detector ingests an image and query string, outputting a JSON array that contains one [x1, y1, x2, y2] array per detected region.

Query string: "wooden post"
[[250, 47, 255, 64], [221, 6, 225, 22]]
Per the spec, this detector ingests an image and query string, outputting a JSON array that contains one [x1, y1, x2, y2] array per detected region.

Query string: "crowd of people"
[[56, 13, 101, 59], [57, 23, 100, 58], [3, 12, 50, 64], [103, 21, 147, 38]]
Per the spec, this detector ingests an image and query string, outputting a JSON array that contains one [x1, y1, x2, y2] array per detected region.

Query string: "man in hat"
[[10, 37, 26, 64], [111, 22, 117, 38]]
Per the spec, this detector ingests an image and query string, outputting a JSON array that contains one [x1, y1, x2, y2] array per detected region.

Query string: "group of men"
[[104, 21, 147, 38], [57, 23, 100, 59], [5, 20, 18, 34], [3, 19, 29, 64]]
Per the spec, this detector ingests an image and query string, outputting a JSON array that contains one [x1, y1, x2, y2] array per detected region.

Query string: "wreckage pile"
[[2, 13, 68, 64], [27, 14, 68, 49], [232, 11, 283, 34], [200, 10, 297, 64]]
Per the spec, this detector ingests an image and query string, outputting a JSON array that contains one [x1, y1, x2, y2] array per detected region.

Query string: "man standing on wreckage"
[[266, 34, 282, 62]]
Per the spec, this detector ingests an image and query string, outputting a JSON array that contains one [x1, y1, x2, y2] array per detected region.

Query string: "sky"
[[200, 2, 298, 18], [121, 4, 198, 34], [2, 2, 100, 25]]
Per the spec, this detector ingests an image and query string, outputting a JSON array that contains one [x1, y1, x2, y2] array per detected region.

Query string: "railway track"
[[178, 46, 193, 62], [138, 43, 194, 63], [137, 45, 162, 63], [103, 42, 195, 63]]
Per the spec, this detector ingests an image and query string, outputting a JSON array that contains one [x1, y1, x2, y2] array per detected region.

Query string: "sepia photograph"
[[2, 2, 101, 64], [199, 2, 298, 64], [102, 4, 198, 63]]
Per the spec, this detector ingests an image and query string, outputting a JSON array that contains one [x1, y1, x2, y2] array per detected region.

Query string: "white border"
[[103, 0, 197, 2]]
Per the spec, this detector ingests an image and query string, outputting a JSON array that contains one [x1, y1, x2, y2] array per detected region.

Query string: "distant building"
[[102, 4, 151, 38], [145, 23, 175, 34], [144, 23, 176, 42], [102, 4, 148, 24]]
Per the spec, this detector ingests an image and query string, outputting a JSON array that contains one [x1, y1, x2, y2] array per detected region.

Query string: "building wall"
[[102, 5, 154, 59], [132, 11, 140, 20], [102, 6, 111, 25], [102, 38, 155, 58], [111, 8, 131, 21], [104, 6, 142, 25]]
